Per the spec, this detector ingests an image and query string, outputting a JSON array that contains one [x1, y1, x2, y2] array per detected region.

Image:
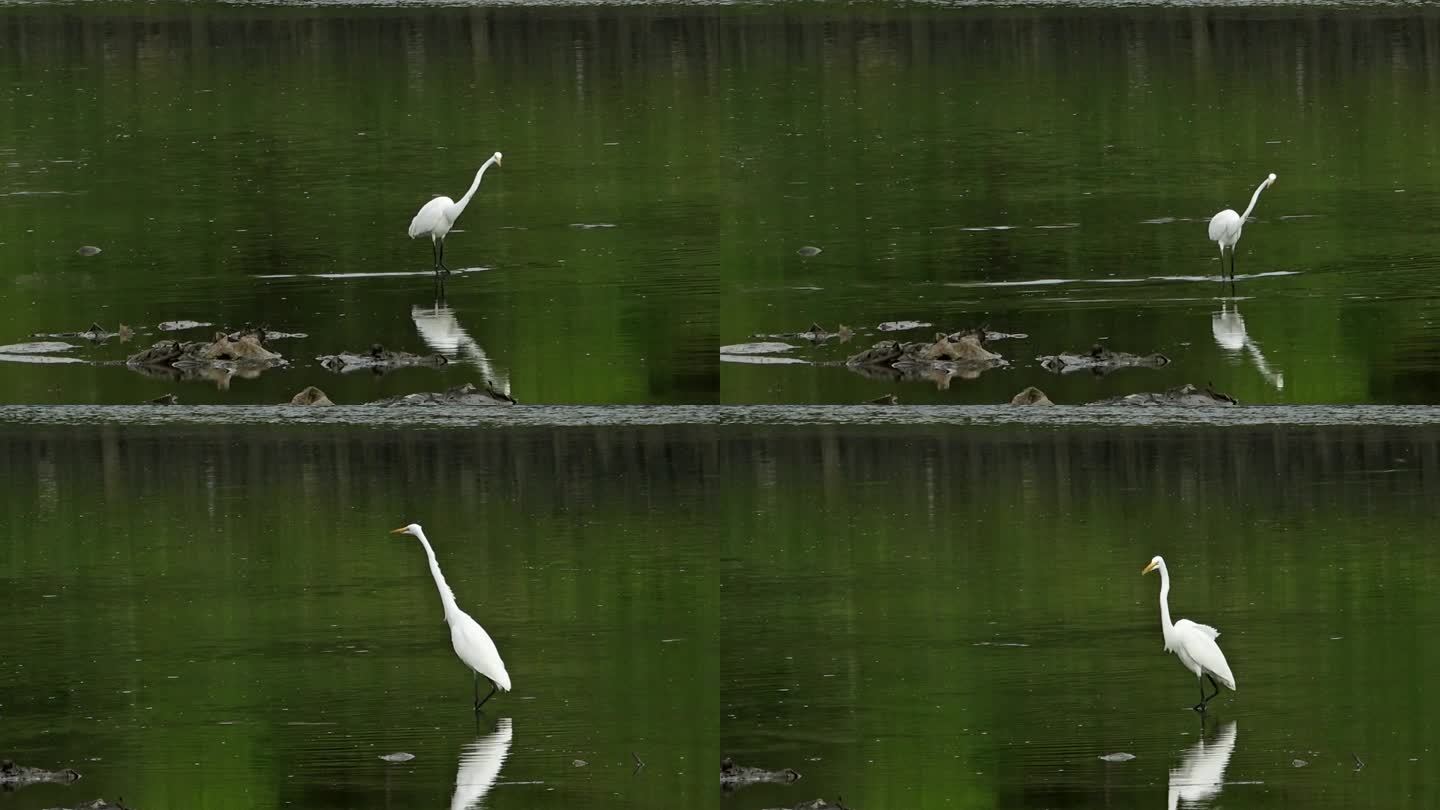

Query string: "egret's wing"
[[1208, 210, 1238, 243], [1176, 618, 1221, 640], [451, 611, 512, 692], [409, 196, 451, 238], [1174, 620, 1236, 690]]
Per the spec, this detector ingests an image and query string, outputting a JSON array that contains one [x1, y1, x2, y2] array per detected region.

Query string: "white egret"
[[408, 152, 502, 274], [391, 523, 512, 710], [1207, 173, 1276, 279], [1142, 556, 1236, 712]]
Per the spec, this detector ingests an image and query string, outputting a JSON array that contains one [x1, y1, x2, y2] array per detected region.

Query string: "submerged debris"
[[157, 320, 213, 332], [33, 322, 131, 343], [877, 320, 931, 332], [148, 394, 179, 405], [762, 800, 853, 810], [847, 329, 1007, 388], [796, 245, 822, 257], [1088, 383, 1238, 407], [866, 393, 899, 405], [0, 760, 81, 786], [128, 330, 283, 369], [378, 753, 415, 763], [124, 329, 286, 386], [1098, 752, 1136, 762], [721, 758, 802, 789], [756, 323, 853, 344], [0, 341, 86, 364], [42, 801, 132, 810], [1039, 345, 1170, 375], [290, 386, 335, 406], [1010, 386, 1054, 406], [318, 345, 447, 373], [721, 342, 797, 355], [1292, 759, 1309, 768], [0, 341, 77, 354], [75, 245, 102, 256], [370, 383, 514, 407]]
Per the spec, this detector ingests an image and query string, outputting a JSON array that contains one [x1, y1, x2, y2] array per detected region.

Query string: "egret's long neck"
[[1158, 564, 1175, 636], [413, 528, 460, 621], [1239, 179, 1269, 221], [450, 157, 497, 218]]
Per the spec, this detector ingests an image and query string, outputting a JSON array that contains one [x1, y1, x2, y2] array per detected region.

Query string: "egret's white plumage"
[[1143, 555, 1236, 711], [409, 152, 502, 273], [1207, 173, 1276, 278], [392, 523, 512, 707]]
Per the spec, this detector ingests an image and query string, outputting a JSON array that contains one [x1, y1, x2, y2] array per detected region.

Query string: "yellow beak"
[[1141, 560, 1159, 574], [390, 527, 409, 535]]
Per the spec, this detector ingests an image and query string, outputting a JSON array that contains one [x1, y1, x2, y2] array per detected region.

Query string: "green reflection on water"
[[721, 425, 1440, 808], [0, 424, 718, 809], [0, 4, 718, 405], [719, 6, 1440, 405]]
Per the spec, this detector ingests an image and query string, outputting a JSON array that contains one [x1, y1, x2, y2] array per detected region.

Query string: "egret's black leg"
[[474, 678, 498, 711], [1218, 251, 1226, 280], [1194, 678, 1208, 712], [1230, 249, 1237, 280], [438, 239, 450, 275], [431, 239, 440, 271], [473, 671, 479, 706]]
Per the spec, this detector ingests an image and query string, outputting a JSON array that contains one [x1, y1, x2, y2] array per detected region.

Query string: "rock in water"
[[290, 386, 335, 406], [0, 760, 82, 786], [1010, 386, 1054, 406], [721, 757, 802, 788]]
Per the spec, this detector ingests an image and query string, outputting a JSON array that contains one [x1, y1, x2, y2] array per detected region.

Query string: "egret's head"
[[1267, 173, 1277, 186], [1142, 555, 1163, 575], [492, 151, 503, 167], [391, 523, 423, 538]]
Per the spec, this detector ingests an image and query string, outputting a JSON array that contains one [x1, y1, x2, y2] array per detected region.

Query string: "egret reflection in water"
[[411, 297, 512, 398], [451, 717, 514, 810], [1168, 720, 1238, 810], [1212, 303, 1284, 390]]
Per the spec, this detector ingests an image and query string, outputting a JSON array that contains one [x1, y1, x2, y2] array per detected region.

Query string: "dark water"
[[720, 424, 1440, 808], [0, 423, 717, 809]]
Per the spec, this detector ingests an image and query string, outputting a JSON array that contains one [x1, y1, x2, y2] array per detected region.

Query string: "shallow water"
[[720, 424, 1440, 808], [0, 423, 716, 809], [0, 2, 717, 405], [719, 4, 1440, 406]]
